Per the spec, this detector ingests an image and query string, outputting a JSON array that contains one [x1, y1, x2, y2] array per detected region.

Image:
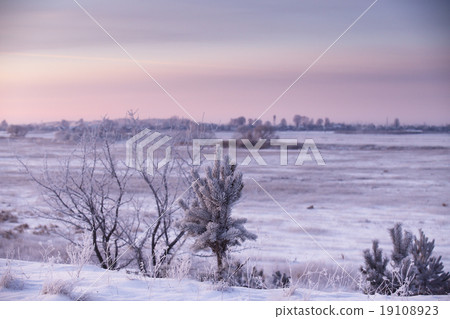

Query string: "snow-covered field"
[[1, 258, 449, 301], [1, 131, 449, 300]]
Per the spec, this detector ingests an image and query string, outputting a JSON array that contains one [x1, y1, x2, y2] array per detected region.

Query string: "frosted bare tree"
[[21, 131, 132, 270], [120, 131, 192, 276], [179, 155, 257, 278]]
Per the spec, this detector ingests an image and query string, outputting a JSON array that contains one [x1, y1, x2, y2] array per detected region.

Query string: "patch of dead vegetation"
[[0, 210, 18, 223]]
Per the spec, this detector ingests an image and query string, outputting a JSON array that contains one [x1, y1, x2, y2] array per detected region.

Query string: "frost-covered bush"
[[41, 278, 76, 299], [272, 270, 291, 289], [66, 232, 94, 279], [226, 261, 266, 289], [0, 260, 23, 290], [390, 224, 413, 265], [179, 155, 257, 278], [388, 223, 415, 294], [360, 240, 390, 294], [411, 230, 450, 295], [361, 223, 450, 295]]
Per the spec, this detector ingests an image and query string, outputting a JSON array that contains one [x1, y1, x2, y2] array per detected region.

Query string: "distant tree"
[[183, 121, 215, 142], [316, 118, 324, 127], [7, 125, 29, 137], [179, 156, 257, 278], [229, 116, 246, 127], [273, 115, 276, 126], [394, 118, 400, 129], [0, 120, 7, 131], [254, 123, 275, 140], [279, 118, 287, 129], [293, 115, 302, 129], [324, 117, 331, 128], [302, 116, 311, 127], [60, 119, 70, 130], [98, 118, 119, 138], [236, 123, 276, 148], [126, 109, 141, 135]]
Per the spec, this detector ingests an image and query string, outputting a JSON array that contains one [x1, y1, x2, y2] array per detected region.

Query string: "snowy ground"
[[0, 131, 449, 300], [1, 259, 449, 301]]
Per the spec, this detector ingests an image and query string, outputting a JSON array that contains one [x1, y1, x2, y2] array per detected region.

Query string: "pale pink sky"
[[0, 0, 449, 125]]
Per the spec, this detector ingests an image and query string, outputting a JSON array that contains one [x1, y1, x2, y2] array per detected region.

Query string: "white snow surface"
[[1, 259, 449, 301]]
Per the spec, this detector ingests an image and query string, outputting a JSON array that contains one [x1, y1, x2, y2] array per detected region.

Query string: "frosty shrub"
[[179, 155, 257, 279], [389, 223, 414, 294], [361, 223, 450, 295], [226, 260, 266, 289], [360, 240, 390, 294], [168, 256, 191, 281], [0, 268, 15, 289], [411, 230, 450, 295], [272, 270, 291, 289], [390, 223, 413, 265], [41, 278, 76, 299], [0, 260, 23, 290], [66, 232, 94, 278]]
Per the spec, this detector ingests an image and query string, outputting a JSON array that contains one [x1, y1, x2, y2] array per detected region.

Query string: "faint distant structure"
[[394, 118, 400, 129], [273, 114, 277, 126]]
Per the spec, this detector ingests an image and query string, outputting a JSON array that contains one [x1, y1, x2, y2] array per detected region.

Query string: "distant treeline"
[[225, 115, 449, 134], [0, 114, 449, 139]]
